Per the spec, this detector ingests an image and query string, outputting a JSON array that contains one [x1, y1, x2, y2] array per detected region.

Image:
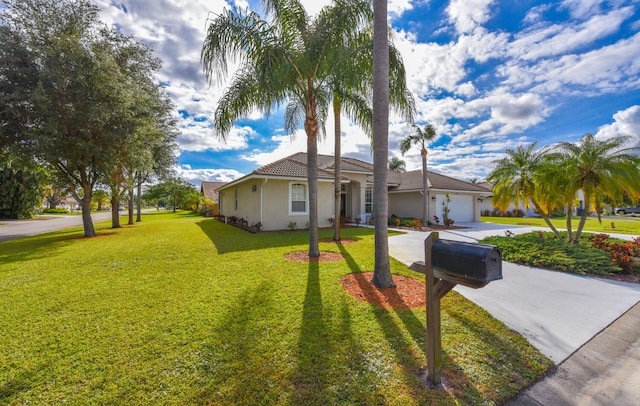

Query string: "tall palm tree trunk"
[[421, 148, 428, 224], [370, 0, 394, 288], [333, 96, 342, 241], [305, 115, 320, 258]]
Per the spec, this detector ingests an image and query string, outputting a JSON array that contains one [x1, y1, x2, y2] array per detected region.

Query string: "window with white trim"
[[365, 186, 373, 214], [290, 183, 307, 214]]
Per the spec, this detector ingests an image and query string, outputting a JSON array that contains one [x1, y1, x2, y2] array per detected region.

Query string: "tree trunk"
[[79, 186, 96, 237], [136, 183, 142, 222], [128, 186, 134, 225], [111, 196, 121, 228], [565, 202, 574, 243], [530, 198, 562, 240], [333, 96, 342, 241], [574, 192, 590, 243], [421, 148, 428, 224], [306, 124, 320, 258], [370, 0, 394, 288]]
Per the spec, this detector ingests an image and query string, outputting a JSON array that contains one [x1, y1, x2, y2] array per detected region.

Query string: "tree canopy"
[[202, 0, 383, 258], [488, 135, 640, 243], [0, 0, 177, 235]]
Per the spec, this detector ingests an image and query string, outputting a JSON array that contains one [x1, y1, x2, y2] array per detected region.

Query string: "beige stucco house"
[[216, 152, 488, 231]]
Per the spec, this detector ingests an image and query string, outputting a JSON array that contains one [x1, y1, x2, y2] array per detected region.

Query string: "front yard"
[[0, 213, 551, 405]]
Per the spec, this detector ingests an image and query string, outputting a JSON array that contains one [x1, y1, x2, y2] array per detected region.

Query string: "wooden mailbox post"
[[410, 232, 502, 385]]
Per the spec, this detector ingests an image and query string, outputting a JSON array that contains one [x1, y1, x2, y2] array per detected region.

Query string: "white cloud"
[[560, 0, 606, 19], [177, 124, 251, 152], [177, 166, 245, 185], [511, 7, 634, 61], [596, 105, 640, 149], [500, 31, 640, 96], [446, 0, 496, 34]]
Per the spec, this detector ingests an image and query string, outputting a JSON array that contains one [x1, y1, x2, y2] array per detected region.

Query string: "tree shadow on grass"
[[190, 280, 290, 404], [443, 304, 552, 402], [195, 218, 372, 254], [336, 242, 485, 404]]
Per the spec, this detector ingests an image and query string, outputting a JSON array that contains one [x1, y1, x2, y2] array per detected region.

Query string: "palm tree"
[[388, 156, 406, 172], [555, 133, 640, 242], [370, 0, 394, 288], [201, 0, 371, 258], [399, 124, 436, 223], [487, 142, 563, 239], [328, 16, 414, 241]]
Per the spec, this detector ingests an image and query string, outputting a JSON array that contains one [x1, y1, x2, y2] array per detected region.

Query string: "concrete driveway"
[[388, 222, 640, 363]]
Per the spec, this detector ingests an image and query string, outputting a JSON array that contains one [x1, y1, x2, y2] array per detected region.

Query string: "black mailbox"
[[431, 239, 502, 288]]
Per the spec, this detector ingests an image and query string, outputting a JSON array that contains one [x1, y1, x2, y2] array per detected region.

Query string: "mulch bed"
[[340, 272, 426, 309]]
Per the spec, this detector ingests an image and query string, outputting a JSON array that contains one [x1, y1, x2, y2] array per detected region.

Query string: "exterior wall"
[[389, 191, 482, 223], [220, 178, 333, 231], [218, 181, 261, 226], [389, 192, 423, 219]]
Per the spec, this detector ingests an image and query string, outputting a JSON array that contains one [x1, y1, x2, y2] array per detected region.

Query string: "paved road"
[[0, 211, 119, 242]]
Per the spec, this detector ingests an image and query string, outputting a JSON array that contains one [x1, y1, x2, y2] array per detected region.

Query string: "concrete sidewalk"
[[388, 223, 640, 405], [511, 302, 640, 405]]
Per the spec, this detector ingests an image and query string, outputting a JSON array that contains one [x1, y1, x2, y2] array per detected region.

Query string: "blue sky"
[[94, 0, 640, 186]]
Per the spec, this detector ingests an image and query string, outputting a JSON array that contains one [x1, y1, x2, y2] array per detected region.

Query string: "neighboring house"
[[478, 182, 589, 216], [200, 182, 227, 214], [200, 181, 227, 203], [217, 152, 488, 231], [477, 182, 537, 216]]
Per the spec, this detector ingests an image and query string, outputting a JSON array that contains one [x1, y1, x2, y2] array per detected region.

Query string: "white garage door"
[[435, 194, 474, 223]]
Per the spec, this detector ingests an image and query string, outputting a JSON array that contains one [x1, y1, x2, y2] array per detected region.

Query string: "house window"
[[290, 182, 307, 214], [365, 186, 373, 214]]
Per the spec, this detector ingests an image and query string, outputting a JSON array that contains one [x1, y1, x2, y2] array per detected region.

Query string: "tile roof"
[[387, 170, 487, 192], [222, 152, 484, 193], [253, 153, 336, 179], [200, 181, 227, 200]]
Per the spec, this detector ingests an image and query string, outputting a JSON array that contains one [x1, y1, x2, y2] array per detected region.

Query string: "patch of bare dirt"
[[340, 272, 426, 309], [284, 251, 345, 262], [319, 238, 357, 244], [593, 274, 640, 284]]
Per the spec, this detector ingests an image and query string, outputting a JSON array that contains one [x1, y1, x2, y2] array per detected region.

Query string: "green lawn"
[[482, 215, 640, 235], [1, 213, 551, 405]]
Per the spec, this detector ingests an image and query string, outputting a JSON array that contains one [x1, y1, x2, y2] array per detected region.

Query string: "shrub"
[[42, 208, 69, 214], [288, 221, 297, 231], [512, 209, 524, 217], [480, 232, 620, 275], [412, 219, 422, 230], [251, 222, 262, 232]]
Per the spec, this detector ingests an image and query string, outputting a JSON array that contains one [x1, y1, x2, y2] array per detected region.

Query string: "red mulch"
[[341, 272, 426, 309]]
